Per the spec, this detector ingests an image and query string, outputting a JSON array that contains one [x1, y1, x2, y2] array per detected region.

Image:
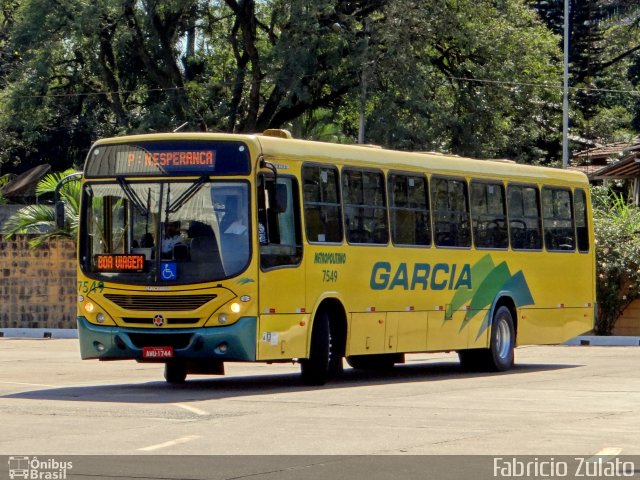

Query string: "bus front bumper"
[[77, 316, 257, 362]]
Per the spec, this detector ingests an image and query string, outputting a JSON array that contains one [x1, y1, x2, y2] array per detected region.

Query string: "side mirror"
[[273, 183, 288, 213], [53, 171, 82, 229], [55, 201, 65, 229]]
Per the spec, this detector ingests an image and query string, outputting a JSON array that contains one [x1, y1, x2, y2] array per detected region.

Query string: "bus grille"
[[121, 317, 200, 325], [128, 333, 193, 349], [104, 294, 217, 311]]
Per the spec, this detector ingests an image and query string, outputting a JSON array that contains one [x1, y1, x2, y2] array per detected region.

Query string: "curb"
[[564, 335, 640, 346], [0, 328, 79, 339]]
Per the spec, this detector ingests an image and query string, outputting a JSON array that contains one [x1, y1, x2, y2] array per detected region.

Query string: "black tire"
[[300, 310, 334, 386], [486, 305, 515, 371], [458, 305, 515, 372], [164, 360, 187, 384]]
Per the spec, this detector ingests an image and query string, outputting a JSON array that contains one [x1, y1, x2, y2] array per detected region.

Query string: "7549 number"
[[322, 270, 338, 282], [78, 280, 105, 294]]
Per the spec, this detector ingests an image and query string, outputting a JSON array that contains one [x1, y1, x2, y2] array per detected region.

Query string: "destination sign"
[[126, 150, 215, 169], [95, 254, 146, 273], [84, 140, 251, 177]]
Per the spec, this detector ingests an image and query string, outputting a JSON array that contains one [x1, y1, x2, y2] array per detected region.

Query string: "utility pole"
[[358, 18, 370, 145], [562, 0, 570, 168]]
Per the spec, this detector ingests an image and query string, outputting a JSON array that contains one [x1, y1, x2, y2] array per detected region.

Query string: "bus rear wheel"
[[164, 360, 187, 384], [458, 305, 515, 372], [300, 310, 340, 386]]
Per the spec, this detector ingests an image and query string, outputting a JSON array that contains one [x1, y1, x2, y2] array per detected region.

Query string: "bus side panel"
[[348, 312, 387, 356], [466, 309, 491, 349], [517, 307, 593, 346], [427, 310, 469, 351], [257, 313, 310, 360], [515, 251, 594, 345], [392, 311, 428, 353]]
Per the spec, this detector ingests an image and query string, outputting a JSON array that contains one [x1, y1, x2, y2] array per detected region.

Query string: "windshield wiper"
[[116, 176, 149, 216], [167, 176, 208, 213]]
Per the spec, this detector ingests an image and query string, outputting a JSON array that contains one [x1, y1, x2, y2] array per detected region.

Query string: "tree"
[[2, 0, 631, 173], [4, 168, 80, 247], [0, 0, 392, 173], [365, 0, 561, 161], [532, 0, 640, 144]]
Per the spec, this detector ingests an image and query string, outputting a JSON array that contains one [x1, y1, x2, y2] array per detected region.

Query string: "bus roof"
[[91, 132, 588, 185]]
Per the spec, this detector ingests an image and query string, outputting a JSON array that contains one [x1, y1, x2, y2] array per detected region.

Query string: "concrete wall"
[[613, 299, 640, 336], [0, 234, 76, 329], [0, 205, 23, 233]]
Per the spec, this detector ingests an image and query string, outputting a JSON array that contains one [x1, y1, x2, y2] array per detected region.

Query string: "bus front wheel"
[[300, 310, 337, 386], [164, 360, 187, 384]]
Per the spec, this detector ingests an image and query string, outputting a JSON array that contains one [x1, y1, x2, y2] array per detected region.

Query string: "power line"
[[2, 74, 640, 101], [445, 75, 640, 95], [0, 85, 186, 100]]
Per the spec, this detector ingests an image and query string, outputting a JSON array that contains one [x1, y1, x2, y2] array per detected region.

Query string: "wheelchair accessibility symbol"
[[161, 262, 177, 280]]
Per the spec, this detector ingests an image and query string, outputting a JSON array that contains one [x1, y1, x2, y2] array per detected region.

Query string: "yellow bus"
[[72, 129, 595, 384]]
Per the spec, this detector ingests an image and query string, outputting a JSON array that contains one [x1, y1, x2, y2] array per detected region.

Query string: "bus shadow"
[[2, 361, 581, 404]]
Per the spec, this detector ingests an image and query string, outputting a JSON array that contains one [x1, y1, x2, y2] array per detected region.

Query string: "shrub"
[[592, 186, 640, 334]]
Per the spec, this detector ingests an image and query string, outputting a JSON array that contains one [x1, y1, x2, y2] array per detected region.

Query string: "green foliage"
[[4, 168, 80, 247], [592, 186, 640, 334], [534, 0, 640, 147], [0, 174, 11, 205], [0, 0, 639, 173], [369, 0, 561, 161]]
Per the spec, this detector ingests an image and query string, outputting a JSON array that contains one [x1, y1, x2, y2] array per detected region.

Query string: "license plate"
[[143, 346, 174, 359]]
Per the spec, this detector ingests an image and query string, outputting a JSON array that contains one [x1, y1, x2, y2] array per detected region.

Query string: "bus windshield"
[[79, 180, 251, 285]]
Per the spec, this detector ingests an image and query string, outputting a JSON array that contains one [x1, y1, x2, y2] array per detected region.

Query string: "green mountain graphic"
[[445, 254, 534, 339]]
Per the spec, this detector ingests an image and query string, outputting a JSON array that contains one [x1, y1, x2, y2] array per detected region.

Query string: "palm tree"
[[4, 168, 81, 247]]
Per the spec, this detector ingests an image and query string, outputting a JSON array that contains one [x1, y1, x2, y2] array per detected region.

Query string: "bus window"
[[574, 188, 590, 252], [507, 185, 542, 250], [431, 177, 471, 248], [214, 183, 251, 275], [343, 168, 388, 245], [542, 187, 575, 251], [302, 164, 343, 243], [86, 194, 129, 254], [388, 173, 431, 246], [259, 175, 303, 270], [470, 181, 508, 249]]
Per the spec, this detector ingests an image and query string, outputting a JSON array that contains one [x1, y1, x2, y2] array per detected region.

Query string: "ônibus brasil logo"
[[8, 456, 73, 480]]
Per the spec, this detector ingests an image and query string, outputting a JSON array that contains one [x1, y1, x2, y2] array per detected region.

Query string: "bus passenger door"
[[256, 174, 307, 360]]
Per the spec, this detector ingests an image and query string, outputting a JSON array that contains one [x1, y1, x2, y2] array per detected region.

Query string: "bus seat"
[[190, 236, 223, 272], [173, 243, 190, 260], [191, 236, 218, 260], [393, 210, 415, 244], [188, 221, 214, 238], [305, 207, 323, 242]]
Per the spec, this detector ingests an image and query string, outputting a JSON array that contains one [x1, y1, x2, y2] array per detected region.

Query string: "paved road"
[[0, 339, 639, 456]]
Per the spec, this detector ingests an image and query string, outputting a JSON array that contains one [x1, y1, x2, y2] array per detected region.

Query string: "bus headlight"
[[96, 313, 106, 324], [84, 301, 95, 313], [230, 302, 241, 314], [218, 313, 228, 324]]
